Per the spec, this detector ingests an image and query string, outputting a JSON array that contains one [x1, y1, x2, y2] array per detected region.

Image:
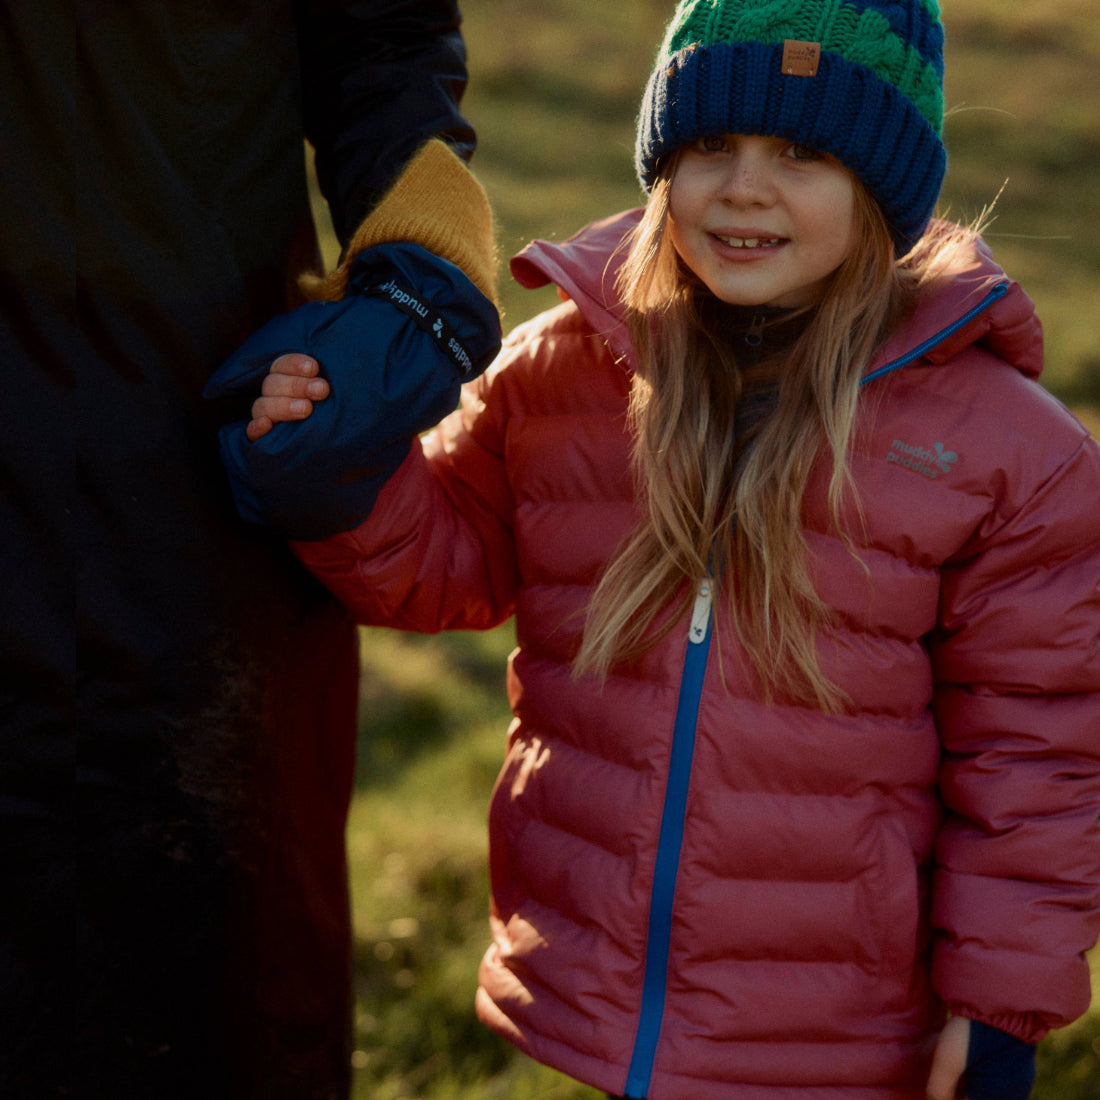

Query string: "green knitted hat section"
[[662, 0, 943, 132]]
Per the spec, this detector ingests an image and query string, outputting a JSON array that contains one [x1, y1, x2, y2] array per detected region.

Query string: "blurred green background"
[[307, 2, 1100, 1097]]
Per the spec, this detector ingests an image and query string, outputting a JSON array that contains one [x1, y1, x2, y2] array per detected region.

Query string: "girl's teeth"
[[719, 235, 778, 248]]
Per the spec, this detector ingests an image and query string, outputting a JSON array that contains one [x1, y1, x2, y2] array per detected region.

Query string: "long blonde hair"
[[574, 161, 979, 711]]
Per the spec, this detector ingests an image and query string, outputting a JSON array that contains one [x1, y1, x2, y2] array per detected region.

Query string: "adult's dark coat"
[[0, 4, 475, 1097]]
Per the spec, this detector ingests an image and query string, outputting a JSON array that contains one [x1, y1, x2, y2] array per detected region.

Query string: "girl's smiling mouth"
[[711, 232, 786, 250]]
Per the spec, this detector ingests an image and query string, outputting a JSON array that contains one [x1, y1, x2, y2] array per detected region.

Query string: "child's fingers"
[[250, 394, 316, 427], [269, 352, 321, 378], [264, 352, 328, 399], [246, 415, 275, 443], [242, 354, 328, 442], [261, 370, 330, 401]]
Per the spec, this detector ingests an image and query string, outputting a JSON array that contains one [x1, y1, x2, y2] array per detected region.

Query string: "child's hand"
[[204, 240, 501, 538], [926, 1015, 969, 1100], [246, 354, 331, 442]]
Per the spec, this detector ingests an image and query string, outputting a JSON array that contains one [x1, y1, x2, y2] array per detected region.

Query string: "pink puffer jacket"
[[295, 211, 1100, 1099]]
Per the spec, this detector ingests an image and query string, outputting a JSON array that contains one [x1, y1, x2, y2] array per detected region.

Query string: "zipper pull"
[[689, 576, 713, 645], [744, 313, 765, 347]]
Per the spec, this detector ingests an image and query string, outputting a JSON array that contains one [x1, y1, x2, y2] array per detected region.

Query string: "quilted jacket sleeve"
[[930, 430, 1100, 1043], [290, 359, 522, 633]]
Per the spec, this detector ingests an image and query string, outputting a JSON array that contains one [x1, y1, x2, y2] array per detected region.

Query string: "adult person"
[[0, 4, 497, 1098]]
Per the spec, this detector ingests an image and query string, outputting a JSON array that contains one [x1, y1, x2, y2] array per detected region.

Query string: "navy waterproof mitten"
[[204, 241, 501, 540], [963, 1020, 1037, 1100]]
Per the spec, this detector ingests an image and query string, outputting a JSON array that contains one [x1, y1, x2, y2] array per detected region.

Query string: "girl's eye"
[[697, 135, 727, 154], [786, 143, 822, 162]]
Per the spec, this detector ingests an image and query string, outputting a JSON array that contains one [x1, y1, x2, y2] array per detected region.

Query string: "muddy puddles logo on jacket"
[[886, 439, 958, 480]]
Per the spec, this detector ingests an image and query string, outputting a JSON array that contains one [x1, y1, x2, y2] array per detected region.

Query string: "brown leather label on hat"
[[782, 39, 821, 77]]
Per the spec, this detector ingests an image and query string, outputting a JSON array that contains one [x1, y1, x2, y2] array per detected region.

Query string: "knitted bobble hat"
[[636, 0, 947, 251]]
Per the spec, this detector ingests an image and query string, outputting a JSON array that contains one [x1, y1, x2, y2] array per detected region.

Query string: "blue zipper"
[[624, 578, 713, 1098], [860, 281, 1009, 386]]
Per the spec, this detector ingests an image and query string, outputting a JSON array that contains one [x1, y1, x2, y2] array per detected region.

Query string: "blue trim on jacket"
[[861, 283, 1009, 386], [625, 602, 713, 1099]]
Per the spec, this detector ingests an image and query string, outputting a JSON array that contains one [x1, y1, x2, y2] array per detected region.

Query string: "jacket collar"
[[510, 209, 643, 365], [510, 209, 1044, 383]]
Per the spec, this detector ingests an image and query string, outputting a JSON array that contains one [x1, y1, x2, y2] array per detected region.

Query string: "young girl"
[[216, 1, 1100, 1096]]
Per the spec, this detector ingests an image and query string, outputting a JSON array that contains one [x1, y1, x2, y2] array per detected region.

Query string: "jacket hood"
[[510, 209, 1044, 382], [510, 209, 643, 364]]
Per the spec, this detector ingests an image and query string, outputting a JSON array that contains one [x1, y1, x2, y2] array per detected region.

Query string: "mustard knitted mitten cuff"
[[305, 139, 497, 304]]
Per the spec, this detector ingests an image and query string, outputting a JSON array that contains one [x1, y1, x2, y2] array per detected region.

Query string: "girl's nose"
[[717, 145, 776, 206]]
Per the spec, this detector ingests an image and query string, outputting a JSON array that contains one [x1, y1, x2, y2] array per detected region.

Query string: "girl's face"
[[667, 134, 858, 309]]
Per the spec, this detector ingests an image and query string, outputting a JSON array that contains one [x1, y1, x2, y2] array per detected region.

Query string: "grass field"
[[305, 2, 1100, 1096]]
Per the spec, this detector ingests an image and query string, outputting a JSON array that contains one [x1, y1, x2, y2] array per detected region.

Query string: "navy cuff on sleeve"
[[964, 1020, 1036, 1100]]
